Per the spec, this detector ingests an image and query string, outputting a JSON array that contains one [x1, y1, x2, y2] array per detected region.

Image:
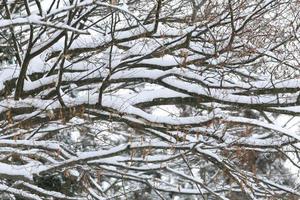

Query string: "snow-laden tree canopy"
[[1, 0, 300, 199]]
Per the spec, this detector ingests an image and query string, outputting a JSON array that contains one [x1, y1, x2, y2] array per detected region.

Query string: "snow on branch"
[[0, 0, 300, 199]]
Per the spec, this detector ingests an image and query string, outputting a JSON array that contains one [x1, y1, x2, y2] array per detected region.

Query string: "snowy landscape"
[[0, 0, 300, 199]]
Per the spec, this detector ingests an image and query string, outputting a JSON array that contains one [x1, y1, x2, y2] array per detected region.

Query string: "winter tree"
[[0, 0, 300, 199]]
